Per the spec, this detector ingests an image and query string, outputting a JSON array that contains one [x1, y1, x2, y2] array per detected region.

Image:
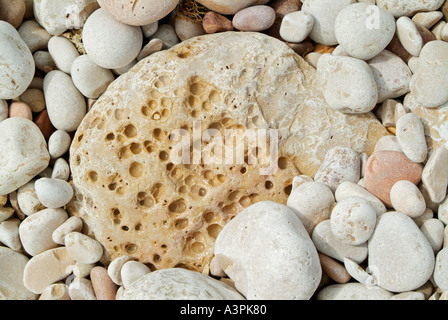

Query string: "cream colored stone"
[[107, 255, 133, 286], [39, 284, 70, 300], [420, 218, 445, 253], [51, 158, 71, 181], [48, 130, 71, 160], [48, 36, 80, 74], [65, 232, 103, 264], [35, 178, 74, 209], [421, 146, 448, 203], [121, 260, 151, 289], [390, 180, 426, 218], [68, 277, 96, 300], [0, 218, 21, 251], [317, 283, 393, 300], [396, 17, 423, 57], [413, 11, 443, 29], [18, 20, 52, 53], [396, 113, 428, 163], [196, 0, 270, 15], [335, 181, 386, 215], [377, 0, 445, 17], [68, 32, 388, 271], [17, 180, 45, 216], [52, 216, 83, 245]]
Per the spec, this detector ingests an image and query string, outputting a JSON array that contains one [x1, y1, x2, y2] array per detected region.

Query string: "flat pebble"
[[335, 181, 387, 215], [23, 247, 75, 294], [396, 17, 423, 57], [90, 266, 117, 300], [314, 146, 361, 192], [64, 231, 103, 264], [421, 146, 448, 203], [48, 36, 80, 74], [0, 117, 50, 196], [330, 196, 377, 245], [19, 208, 68, 256], [396, 113, 427, 163], [82, 8, 143, 69], [0, 247, 37, 300], [317, 54, 378, 114], [121, 260, 151, 289], [335, 3, 395, 60], [0, 218, 21, 251], [214, 201, 321, 300], [68, 277, 96, 300], [368, 211, 435, 292], [0, 21, 35, 99], [52, 215, 83, 245], [287, 181, 335, 234], [120, 268, 245, 300], [232, 5, 276, 32], [364, 150, 423, 207], [390, 180, 426, 218], [317, 283, 393, 300], [17, 180, 45, 216], [39, 284, 70, 300], [35, 177, 74, 209], [97, 0, 178, 26], [413, 11, 443, 29], [280, 11, 314, 43], [43, 70, 87, 132], [420, 218, 445, 253], [312, 219, 368, 264], [71, 54, 115, 99], [433, 247, 448, 292]]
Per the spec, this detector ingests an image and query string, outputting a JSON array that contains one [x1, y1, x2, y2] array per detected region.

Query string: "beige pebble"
[[390, 180, 426, 218], [335, 181, 387, 215], [232, 5, 276, 32], [9, 102, 32, 120], [343, 257, 377, 287], [0, 194, 7, 207], [64, 231, 103, 264], [137, 38, 163, 61], [420, 218, 445, 253], [39, 283, 70, 300], [48, 130, 71, 159], [35, 177, 74, 209], [175, 14, 205, 41], [19, 88, 46, 113], [115, 286, 125, 300], [0, 99, 8, 122], [90, 266, 117, 300], [33, 50, 56, 73], [48, 35, 80, 74], [28, 77, 44, 90], [390, 291, 425, 300], [51, 158, 70, 181], [0, 206, 14, 223], [396, 113, 427, 163], [68, 276, 96, 300], [0, 0, 26, 29], [376, 99, 398, 127], [16, 180, 45, 216], [18, 19, 52, 53], [23, 247, 76, 294], [413, 207, 434, 228], [72, 262, 94, 278], [151, 24, 179, 49], [121, 260, 151, 289], [413, 11, 443, 29], [396, 17, 423, 56], [209, 256, 227, 277], [394, 101, 409, 123], [432, 20, 447, 40], [107, 255, 133, 286], [374, 135, 403, 153], [141, 21, 158, 38], [439, 195, 448, 225], [421, 146, 448, 203], [319, 253, 351, 284], [0, 218, 21, 251]]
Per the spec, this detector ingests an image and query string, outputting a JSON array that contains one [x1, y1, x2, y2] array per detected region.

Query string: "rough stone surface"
[[68, 32, 388, 272], [120, 268, 245, 300]]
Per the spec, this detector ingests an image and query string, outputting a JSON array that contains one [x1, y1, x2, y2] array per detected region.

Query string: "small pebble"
[[33, 50, 56, 73], [64, 231, 103, 264], [68, 276, 96, 300], [151, 24, 179, 49], [18, 20, 52, 53], [141, 21, 158, 38], [318, 253, 351, 284], [35, 178, 74, 209], [0, 99, 8, 122], [390, 180, 426, 218], [52, 215, 83, 245], [232, 5, 276, 32], [137, 39, 163, 61], [72, 262, 95, 278], [396, 17, 424, 57], [51, 158, 71, 181], [9, 101, 32, 120], [34, 109, 55, 140], [420, 218, 445, 253], [280, 11, 314, 43], [396, 113, 427, 163], [389, 292, 426, 300], [374, 135, 402, 153], [39, 284, 70, 300], [174, 14, 205, 41], [48, 130, 71, 159], [121, 260, 151, 289], [335, 181, 387, 215], [48, 36, 80, 74], [107, 255, 133, 286], [434, 247, 448, 292], [16, 180, 45, 216], [19, 88, 46, 113], [202, 11, 234, 34], [0, 218, 21, 251], [317, 283, 393, 300], [421, 146, 448, 203], [90, 266, 118, 300], [413, 11, 443, 29], [0, 0, 25, 29]]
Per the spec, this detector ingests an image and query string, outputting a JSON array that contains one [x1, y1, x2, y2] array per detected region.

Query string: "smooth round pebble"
[[0, 218, 21, 251], [48, 36, 80, 74], [82, 8, 143, 69], [396, 113, 427, 163], [71, 54, 115, 99], [396, 16, 423, 57], [335, 181, 387, 215], [18, 20, 52, 53], [0, 0, 26, 29], [90, 266, 117, 300], [421, 146, 448, 203], [280, 11, 314, 43], [317, 283, 393, 300], [51, 158, 71, 181], [9, 101, 32, 120], [16, 180, 45, 216], [107, 255, 133, 286], [48, 130, 71, 159], [150, 24, 179, 49], [68, 277, 96, 300], [121, 261, 151, 289], [174, 15, 205, 41], [232, 5, 276, 32], [64, 232, 104, 264], [0, 21, 35, 99], [330, 196, 377, 245], [390, 180, 426, 218], [420, 218, 445, 253], [335, 3, 395, 61], [52, 215, 83, 245], [35, 178, 74, 209]]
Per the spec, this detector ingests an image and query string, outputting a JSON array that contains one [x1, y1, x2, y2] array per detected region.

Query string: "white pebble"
[[17, 180, 45, 216], [0, 99, 8, 122], [396, 113, 427, 163], [48, 130, 71, 159], [421, 146, 448, 203], [396, 17, 423, 57], [0, 218, 21, 251], [39, 284, 70, 300], [434, 247, 448, 292], [151, 24, 179, 49], [438, 195, 448, 225], [390, 180, 426, 218], [18, 20, 52, 53], [107, 255, 133, 286], [121, 260, 151, 289], [335, 181, 386, 215], [280, 11, 314, 43], [420, 218, 445, 253], [35, 178, 74, 209], [64, 231, 103, 264], [68, 277, 96, 300], [51, 158, 71, 181], [48, 36, 80, 74], [52, 216, 83, 245], [374, 135, 402, 153]]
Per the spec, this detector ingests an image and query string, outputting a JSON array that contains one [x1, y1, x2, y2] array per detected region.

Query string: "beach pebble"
[[64, 232, 103, 264], [421, 146, 448, 203], [16, 180, 45, 216], [51, 158, 70, 181], [19, 88, 46, 113], [43, 70, 87, 132], [377, 0, 445, 17], [335, 3, 395, 61], [317, 54, 378, 114], [48, 36, 80, 74], [396, 17, 423, 57], [121, 261, 151, 289], [0, 21, 35, 99], [0, 99, 8, 122], [368, 50, 412, 104], [420, 218, 445, 253], [280, 11, 314, 43], [52, 216, 83, 245], [312, 219, 368, 264], [141, 22, 158, 38], [330, 196, 377, 245], [18, 20, 52, 53], [343, 257, 376, 286], [0, 0, 26, 29], [318, 253, 351, 284], [9, 102, 32, 120], [0, 206, 14, 223], [368, 211, 435, 292], [396, 113, 427, 163], [150, 24, 179, 49], [202, 11, 234, 34], [0, 218, 21, 251], [335, 181, 387, 215], [90, 266, 117, 300], [413, 11, 443, 29], [389, 180, 426, 218], [97, 0, 177, 26], [287, 181, 335, 234], [317, 282, 393, 300], [196, 0, 270, 15], [68, 276, 96, 300], [214, 201, 322, 300], [0, 247, 37, 300], [19, 208, 68, 256], [23, 247, 75, 294], [71, 54, 115, 99], [137, 38, 163, 61], [120, 268, 245, 300], [390, 292, 426, 300], [364, 150, 423, 207], [0, 117, 50, 196], [434, 248, 448, 292], [82, 8, 143, 69], [34, 0, 99, 35], [410, 40, 448, 108], [34, 50, 56, 73], [72, 263, 94, 278], [35, 178, 73, 209], [314, 146, 361, 192], [39, 284, 70, 300], [374, 135, 402, 153], [175, 15, 205, 41], [232, 5, 276, 32], [107, 255, 133, 286], [48, 130, 71, 159]]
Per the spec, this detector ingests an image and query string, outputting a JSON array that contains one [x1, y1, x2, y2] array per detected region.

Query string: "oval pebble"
[[43, 70, 87, 132], [90, 266, 117, 300], [434, 247, 448, 292], [9, 101, 32, 120], [82, 8, 143, 69], [396, 113, 427, 163], [48, 130, 72, 159], [19, 88, 46, 113], [317, 283, 393, 300], [16, 180, 45, 216], [396, 17, 423, 57], [390, 180, 426, 218], [52, 215, 83, 245], [232, 5, 276, 32], [71, 54, 115, 99], [335, 181, 387, 215], [18, 20, 52, 53], [35, 177, 74, 209], [68, 276, 96, 300], [280, 11, 314, 43], [107, 255, 133, 286], [48, 36, 80, 74], [421, 146, 448, 204], [0, 99, 8, 122], [368, 211, 435, 292], [420, 218, 445, 253], [121, 260, 151, 289], [51, 158, 71, 181], [64, 231, 104, 264], [0, 21, 35, 99]]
